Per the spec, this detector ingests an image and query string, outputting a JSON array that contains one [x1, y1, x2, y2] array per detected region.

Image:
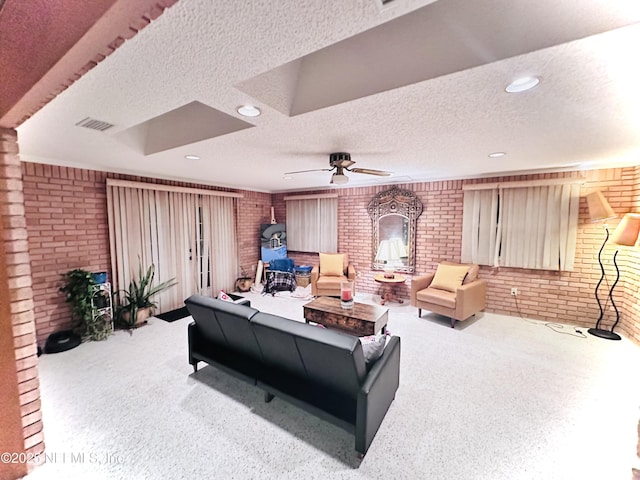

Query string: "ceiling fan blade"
[[284, 168, 333, 175], [349, 167, 391, 176]]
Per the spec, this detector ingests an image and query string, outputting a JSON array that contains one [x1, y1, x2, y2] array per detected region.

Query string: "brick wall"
[[617, 165, 640, 343], [21, 164, 112, 344], [237, 190, 273, 280], [19, 162, 640, 346], [275, 168, 640, 342], [0, 129, 42, 479], [21, 163, 264, 346]]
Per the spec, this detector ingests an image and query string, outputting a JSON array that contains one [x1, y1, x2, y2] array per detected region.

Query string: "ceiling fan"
[[284, 152, 391, 185]]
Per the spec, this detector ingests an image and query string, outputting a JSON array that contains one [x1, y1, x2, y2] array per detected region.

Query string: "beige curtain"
[[151, 191, 199, 309], [499, 184, 580, 270], [286, 197, 338, 252], [107, 183, 238, 313], [200, 195, 238, 294], [461, 184, 579, 270], [461, 189, 499, 266]]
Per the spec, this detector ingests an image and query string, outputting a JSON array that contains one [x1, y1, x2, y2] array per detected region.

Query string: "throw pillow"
[[359, 334, 387, 366], [319, 253, 344, 276], [430, 263, 470, 292], [218, 290, 234, 302], [442, 260, 479, 284]]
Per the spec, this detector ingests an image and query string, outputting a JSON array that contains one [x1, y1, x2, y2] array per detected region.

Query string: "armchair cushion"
[[320, 253, 345, 276], [417, 287, 456, 309], [430, 263, 470, 292], [316, 275, 347, 291], [441, 260, 479, 284]]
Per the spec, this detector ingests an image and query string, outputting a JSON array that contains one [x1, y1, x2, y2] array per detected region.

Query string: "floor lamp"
[[585, 191, 616, 337], [590, 213, 640, 341]]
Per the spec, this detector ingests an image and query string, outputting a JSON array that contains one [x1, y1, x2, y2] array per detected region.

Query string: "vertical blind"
[[106, 181, 239, 313], [462, 183, 580, 270], [285, 196, 338, 252]]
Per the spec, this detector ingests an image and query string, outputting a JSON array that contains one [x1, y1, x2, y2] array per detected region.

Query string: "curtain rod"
[[462, 177, 584, 191], [106, 179, 244, 198], [283, 193, 338, 200]]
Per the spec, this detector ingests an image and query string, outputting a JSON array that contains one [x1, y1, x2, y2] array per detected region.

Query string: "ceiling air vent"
[[75, 117, 114, 132]]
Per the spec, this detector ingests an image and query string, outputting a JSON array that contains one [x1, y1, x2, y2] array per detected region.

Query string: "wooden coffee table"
[[303, 297, 388, 336]]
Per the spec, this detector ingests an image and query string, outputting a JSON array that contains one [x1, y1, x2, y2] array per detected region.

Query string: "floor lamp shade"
[[586, 191, 616, 222], [610, 213, 640, 246]]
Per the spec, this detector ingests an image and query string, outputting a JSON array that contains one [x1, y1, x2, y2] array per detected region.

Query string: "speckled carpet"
[[26, 289, 640, 480]]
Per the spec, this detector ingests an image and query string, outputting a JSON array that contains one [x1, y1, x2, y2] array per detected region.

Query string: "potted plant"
[[115, 262, 177, 329], [60, 269, 111, 341]]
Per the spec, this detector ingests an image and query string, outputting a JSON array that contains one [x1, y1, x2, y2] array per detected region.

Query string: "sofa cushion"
[[441, 260, 479, 284], [320, 253, 345, 276], [430, 263, 470, 292], [185, 295, 262, 361], [416, 287, 457, 309], [251, 312, 367, 397]]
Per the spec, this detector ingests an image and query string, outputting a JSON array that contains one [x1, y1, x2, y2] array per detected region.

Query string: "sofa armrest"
[[355, 336, 401, 455], [346, 264, 356, 280], [311, 265, 320, 296], [410, 273, 435, 306], [455, 279, 487, 320]]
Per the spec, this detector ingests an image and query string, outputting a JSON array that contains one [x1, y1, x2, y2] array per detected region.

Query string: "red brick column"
[[0, 128, 43, 479]]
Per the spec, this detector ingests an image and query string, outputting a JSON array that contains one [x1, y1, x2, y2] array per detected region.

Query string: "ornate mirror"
[[367, 187, 423, 273]]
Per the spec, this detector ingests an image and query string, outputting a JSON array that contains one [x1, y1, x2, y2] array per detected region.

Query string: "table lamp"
[[375, 238, 407, 278]]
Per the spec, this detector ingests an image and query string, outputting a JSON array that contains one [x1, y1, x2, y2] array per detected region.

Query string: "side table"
[[374, 274, 407, 305]]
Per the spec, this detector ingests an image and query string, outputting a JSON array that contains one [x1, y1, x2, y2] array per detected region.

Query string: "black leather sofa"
[[185, 294, 401, 456]]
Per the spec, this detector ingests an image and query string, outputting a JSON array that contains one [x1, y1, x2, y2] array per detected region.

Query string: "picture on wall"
[[261, 223, 287, 262]]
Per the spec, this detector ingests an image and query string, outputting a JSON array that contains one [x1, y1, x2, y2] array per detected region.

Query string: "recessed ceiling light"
[[283, 175, 293, 180], [488, 152, 506, 158], [236, 105, 261, 117], [185, 155, 200, 160], [505, 76, 540, 93]]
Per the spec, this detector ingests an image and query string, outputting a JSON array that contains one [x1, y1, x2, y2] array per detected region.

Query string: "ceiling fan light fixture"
[[236, 105, 261, 117], [505, 76, 540, 93], [331, 173, 349, 185]]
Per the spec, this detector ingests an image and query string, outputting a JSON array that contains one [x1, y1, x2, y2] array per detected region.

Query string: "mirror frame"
[[368, 187, 423, 273]]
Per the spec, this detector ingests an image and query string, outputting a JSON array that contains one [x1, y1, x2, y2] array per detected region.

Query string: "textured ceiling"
[[11, 0, 640, 192]]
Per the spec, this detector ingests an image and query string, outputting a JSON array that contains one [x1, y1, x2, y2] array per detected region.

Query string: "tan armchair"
[[410, 261, 487, 328], [311, 253, 356, 297]]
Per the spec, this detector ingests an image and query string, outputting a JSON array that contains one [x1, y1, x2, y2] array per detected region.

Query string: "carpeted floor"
[[27, 288, 640, 479]]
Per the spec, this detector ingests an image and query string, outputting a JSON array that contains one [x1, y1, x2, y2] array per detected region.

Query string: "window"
[[461, 182, 580, 270], [285, 195, 338, 252]]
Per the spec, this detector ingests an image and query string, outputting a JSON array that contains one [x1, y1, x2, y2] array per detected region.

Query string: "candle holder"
[[340, 280, 354, 309]]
